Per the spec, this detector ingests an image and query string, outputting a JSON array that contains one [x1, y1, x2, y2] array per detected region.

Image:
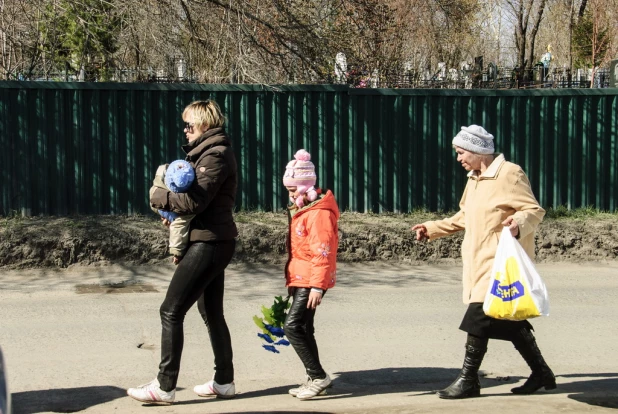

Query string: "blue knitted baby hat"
[[165, 160, 195, 193]]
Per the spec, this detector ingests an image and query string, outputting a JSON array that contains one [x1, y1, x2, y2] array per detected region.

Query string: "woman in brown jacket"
[[128, 100, 238, 404], [412, 125, 555, 399]]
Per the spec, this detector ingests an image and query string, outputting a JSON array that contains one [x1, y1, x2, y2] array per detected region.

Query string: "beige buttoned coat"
[[423, 154, 545, 304]]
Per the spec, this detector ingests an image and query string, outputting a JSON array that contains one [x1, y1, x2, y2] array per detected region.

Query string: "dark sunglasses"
[[184, 122, 195, 130]]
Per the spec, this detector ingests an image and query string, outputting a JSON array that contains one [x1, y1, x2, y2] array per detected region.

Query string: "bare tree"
[[504, 0, 548, 69], [0, 0, 45, 79], [3, 0, 613, 85]]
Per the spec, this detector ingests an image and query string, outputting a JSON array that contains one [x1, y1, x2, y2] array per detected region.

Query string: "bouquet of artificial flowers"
[[253, 295, 292, 353]]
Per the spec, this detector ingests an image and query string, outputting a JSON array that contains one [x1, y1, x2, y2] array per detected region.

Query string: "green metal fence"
[[1, 82, 617, 215]]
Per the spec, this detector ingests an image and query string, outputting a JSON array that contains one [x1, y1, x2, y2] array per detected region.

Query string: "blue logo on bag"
[[490, 280, 525, 301]]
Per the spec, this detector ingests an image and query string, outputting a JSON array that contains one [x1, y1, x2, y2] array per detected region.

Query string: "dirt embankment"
[[1, 212, 618, 269]]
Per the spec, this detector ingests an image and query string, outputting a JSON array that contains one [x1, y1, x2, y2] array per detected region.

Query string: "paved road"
[[1, 261, 617, 414]]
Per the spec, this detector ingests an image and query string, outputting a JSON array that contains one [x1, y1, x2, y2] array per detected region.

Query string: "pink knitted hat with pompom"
[[283, 149, 317, 188], [283, 149, 318, 208]]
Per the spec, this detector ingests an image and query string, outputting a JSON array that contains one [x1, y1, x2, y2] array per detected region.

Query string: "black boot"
[[511, 328, 556, 394], [438, 335, 488, 399]]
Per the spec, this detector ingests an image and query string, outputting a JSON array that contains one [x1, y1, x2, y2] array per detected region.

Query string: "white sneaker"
[[288, 375, 311, 397], [193, 379, 236, 399], [127, 378, 175, 405], [296, 374, 331, 400]]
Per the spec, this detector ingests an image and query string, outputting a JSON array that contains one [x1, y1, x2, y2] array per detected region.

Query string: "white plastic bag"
[[483, 227, 550, 320]]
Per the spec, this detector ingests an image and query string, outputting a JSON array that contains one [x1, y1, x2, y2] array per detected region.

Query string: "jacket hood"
[[294, 189, 340, 219]]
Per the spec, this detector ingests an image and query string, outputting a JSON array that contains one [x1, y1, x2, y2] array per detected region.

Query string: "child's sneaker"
[[193, 379, 236, 399], [296, 374, 331, 400], [289, 375, 330, 397], [288, 375, 310, 397], [127, 378, 175, 405]]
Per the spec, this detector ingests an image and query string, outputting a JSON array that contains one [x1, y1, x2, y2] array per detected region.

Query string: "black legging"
[[157, 240, 236, 391], [284, 287, 327, 380]]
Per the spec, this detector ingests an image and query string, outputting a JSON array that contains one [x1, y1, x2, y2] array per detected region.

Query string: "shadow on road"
[[487, 373, 618, 408], [11, 372, 617, 411], [0, 263, 173, 293], [237, 367, 518, 402], [327, 367, 516, 399], [12, 385, 126, 414], [561, 373, 618, 410]]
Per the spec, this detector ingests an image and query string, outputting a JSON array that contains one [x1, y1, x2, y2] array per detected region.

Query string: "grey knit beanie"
[[452, 125, 495, 154]]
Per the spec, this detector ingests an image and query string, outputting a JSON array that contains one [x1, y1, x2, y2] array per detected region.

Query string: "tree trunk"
[[590, 5, 598, 88], [526, 0, 547, 69], [578, 0, 588, 18], [515, 1, 528, 68], [569, 0, 575, 73]]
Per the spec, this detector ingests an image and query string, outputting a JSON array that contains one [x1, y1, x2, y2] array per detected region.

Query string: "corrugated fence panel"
[[0, 82, 616, 215]]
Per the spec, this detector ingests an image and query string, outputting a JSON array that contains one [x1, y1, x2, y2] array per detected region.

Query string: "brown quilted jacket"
[[150, 127, 238, 242]]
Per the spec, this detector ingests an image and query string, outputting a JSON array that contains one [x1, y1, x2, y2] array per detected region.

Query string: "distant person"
[[282, 149, 340, 400], [150, 159, 196, 263], [127, 99, 238, 404], [541, 44, 552, 69], [412, 125, 555, 399]]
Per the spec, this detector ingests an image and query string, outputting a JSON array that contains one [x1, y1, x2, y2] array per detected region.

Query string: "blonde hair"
[[453, 145, 496, 159], [453, 145, 496, 168], [470, 151, 493, 165], [183, 100, 226, 131]]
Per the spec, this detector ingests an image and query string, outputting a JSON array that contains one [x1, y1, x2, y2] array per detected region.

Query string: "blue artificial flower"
[[264, 324, 285, 338], [257, 333, 274, 343], [275, 339, 290, 346], [263, 345, 280, 353]]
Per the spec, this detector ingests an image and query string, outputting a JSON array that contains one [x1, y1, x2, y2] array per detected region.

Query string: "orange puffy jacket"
[[285, 190, 339, 290]]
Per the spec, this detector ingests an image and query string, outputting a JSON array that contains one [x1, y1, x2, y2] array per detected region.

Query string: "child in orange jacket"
[[282, 149, 340, 400]]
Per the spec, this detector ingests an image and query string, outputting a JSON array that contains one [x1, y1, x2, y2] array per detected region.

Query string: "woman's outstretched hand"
[[161, 217, 171, 228], [502, 216, 520, 237], [411, 224, 429, 241]]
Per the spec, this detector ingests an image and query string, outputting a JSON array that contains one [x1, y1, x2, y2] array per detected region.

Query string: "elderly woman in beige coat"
[[412, 125, 555, 400]]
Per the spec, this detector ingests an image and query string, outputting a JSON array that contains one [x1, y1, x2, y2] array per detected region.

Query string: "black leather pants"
[[284, 288, 327, 380], [157, 240, 236, 391]]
